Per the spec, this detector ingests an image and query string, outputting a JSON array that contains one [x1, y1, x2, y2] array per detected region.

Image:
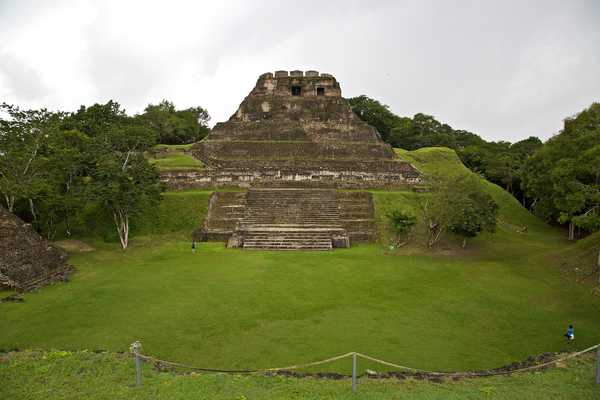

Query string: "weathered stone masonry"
[[161, 70, 421, 190], [178, 70, 422, 250]]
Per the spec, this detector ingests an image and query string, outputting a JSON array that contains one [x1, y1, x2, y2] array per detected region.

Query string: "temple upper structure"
[[169, 70, 421, 189]]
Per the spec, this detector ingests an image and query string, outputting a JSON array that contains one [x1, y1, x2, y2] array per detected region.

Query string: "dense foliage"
[[521, 103, 600, 239], [348, 96, 541, 205], [0, 101, 162, 248], [139, 100, 210, 144], [417, 174, 498, 248], [350, 95, 599, 240], [386, 209, 416, 245]]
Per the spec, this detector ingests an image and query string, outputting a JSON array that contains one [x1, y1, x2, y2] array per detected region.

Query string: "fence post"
[[131, 341, 142, 386], [596, 345, 600, 385], [352, 352, 357, 392]]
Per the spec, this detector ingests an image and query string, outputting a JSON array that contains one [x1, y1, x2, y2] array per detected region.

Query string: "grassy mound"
[[1, 350, 598, 400], [147, 144, 204, 171], [379, 148, 563, 248]]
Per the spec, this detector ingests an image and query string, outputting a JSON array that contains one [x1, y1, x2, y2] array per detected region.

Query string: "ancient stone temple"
[[182, 70, 422, 250]]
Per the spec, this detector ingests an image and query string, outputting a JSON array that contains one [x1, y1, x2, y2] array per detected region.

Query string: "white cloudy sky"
[[0, 0, 599, 142]]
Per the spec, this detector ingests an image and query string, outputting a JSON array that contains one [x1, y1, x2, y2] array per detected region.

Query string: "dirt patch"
[[53, 240, 95, 253]]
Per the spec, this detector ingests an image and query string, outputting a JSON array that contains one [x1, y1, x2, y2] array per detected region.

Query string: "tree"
[[93, 151, 161, 249], [88, 105, 161, 249], [38, 129, 92, 238], [347, 95, 402, 142], [0, 103, 61, 213], [80, 101, 161, 250], [448, 187, 498, 248], [521, 103, 600, 239], [140, 100, 210, 144], [418, 174, 498, 248], [387, 209, 417, 246]]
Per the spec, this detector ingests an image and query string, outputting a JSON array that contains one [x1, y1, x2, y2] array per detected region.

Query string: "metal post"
[[596, 346, 600, 385], [352, 352, 357, 392], [131, 341, 142, 386]]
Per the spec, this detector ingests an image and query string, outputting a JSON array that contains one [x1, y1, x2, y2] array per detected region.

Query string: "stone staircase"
[[239, 188, 348, 250], [337, 192, 377, 243], [195, 192, 247, 241], [197, 189, 377, 250]]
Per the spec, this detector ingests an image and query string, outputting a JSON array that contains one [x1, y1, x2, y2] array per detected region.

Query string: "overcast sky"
[[0, 0, 599, 142]]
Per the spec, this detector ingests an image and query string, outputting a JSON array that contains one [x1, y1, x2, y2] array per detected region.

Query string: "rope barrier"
[[356, 343, 600, 377], [138, 352, 355, 373], [135, 343, 600, 378]]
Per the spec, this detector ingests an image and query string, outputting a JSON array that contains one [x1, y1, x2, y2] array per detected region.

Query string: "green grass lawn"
[[1, 236, 599, 374], [1, 350, 598, 400], [2, 147, 598, 393], [147, 144, 204, 171]]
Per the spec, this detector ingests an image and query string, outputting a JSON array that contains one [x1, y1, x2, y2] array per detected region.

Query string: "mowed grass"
[[1, 147, 599, 377], [147, 144, 203, 171], [2, 350, 598, 400], [2, 237, 599, 374]]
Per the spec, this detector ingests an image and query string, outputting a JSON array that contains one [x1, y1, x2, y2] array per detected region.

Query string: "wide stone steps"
[[242, 235, 333, 250], [198, 188, 376, 249], [238, 188, 344, 250]]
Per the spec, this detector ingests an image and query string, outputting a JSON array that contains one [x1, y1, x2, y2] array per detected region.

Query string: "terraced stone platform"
[[162, 70, 421, 190], [187, 70, 416, 249], [197, 188, 376, 250]]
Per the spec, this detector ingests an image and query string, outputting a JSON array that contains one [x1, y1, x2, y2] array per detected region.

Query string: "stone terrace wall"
[[194, 141, 395, 166], [161, 164, 420, 190]]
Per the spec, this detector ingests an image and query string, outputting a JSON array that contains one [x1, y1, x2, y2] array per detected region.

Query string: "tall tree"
[[522, 103, 600, 239], [418, 174, 498, 248], [88, 107, 161, 249], [0, 103, 61, 213], [140, 100, 210, 144]]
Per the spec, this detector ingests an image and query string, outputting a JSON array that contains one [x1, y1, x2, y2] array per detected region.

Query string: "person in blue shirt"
[[564, 324, 574, 341]]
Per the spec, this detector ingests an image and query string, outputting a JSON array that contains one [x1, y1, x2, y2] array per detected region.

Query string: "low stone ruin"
[[0, 207, 72, 292]]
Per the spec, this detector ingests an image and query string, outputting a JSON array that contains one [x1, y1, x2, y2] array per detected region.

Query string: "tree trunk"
[[28, 198, 37, 226], [113, 209, 129, 250], [597, 248, 600, 284], [568, 221, 575, 241], [4, 194, 15, 212]]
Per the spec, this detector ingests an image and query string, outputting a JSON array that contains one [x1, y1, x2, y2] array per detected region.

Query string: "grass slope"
[[147, 144, 204, 171], [1, 351, 598, 400], [1, 147, 598, 379]]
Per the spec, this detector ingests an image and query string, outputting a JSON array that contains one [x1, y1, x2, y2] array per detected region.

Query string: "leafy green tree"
[[140, 100, 210, 144], [38, 129, 92, 238], [387, 209, 417, 245], [65, 100, 127, 138], [347, 95, 402, 142], [448, 186, 498, 248], [88, 108, 161, 249], [418, 174, 498, 248], [0, 103, 61, 213], [521, 103, 600, 239], [93, 151, 161, 249]]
